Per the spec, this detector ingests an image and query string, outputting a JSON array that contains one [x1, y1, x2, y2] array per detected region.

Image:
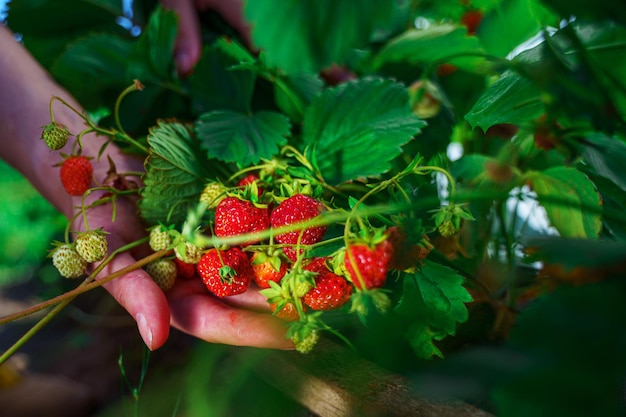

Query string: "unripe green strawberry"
[[51, 244, 87, 279], [41, 122, 71, 151], [149, 227, 173, 252], [75, 230, 108, 263], [199, 182, 228, 209], [174, 241, 203, 264], [437, 220, 457, 238], [145, 259, 177, 291], [292, 329, 320, 354]]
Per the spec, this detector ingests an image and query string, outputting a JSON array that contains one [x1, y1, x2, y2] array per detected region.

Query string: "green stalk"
[[0, 244, 166, 366]]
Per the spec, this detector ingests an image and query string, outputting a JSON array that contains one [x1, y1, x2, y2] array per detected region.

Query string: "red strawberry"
[[270, 194, 327, 261], [214, 197, 270, 246], [270, 302, 301, 322], [60, 155, 93, 196], [174, 257, 197, 280], [251, 251, 289, 289], [237, 173, 264, 197], [344, 240, 393, 290], [460, 10, 483, 35], [197, 247, 253, 297], [304, 271, 352, 311], [303, 257, 330, 274]]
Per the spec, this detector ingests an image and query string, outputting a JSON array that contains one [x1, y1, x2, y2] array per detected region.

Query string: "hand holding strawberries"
[[0, 24, 292, 352]]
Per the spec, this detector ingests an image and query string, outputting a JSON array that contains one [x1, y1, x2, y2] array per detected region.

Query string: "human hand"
[[74, 147, 292, 351], [160, 0, 251, 77]]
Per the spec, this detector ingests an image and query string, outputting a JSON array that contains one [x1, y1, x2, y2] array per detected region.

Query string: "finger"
[[161, 0, 203, 77], [167, 285, 294, 349], [171, 278, 272, 311], [200, 0, 252, 46], [95, 243, 171, 351]]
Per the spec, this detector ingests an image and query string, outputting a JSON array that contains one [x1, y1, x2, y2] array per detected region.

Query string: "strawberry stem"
[[0, 242, 165, 367]]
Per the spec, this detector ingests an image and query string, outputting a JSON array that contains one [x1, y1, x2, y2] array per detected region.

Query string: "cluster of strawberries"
[[139, 171, 433, 351], [41, 117, 435, 353]]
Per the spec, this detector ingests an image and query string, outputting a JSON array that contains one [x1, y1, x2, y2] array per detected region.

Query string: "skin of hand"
[[0, 24, 292, 351], [160, 0, 250, 77]]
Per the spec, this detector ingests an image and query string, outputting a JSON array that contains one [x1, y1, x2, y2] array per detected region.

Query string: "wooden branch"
[[257, 338, 495, 417]]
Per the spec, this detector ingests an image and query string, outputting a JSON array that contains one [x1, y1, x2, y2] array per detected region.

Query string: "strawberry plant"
[[2, 0, 626, 416]]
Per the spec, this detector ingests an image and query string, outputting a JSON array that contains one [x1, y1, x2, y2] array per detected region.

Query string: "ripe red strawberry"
[[304, 271, 352, 311], [460, 9, 483, 35], [174, 257, 197, 280], [303, 257, 330, 274], [344, 240, 393, 290], [60, 155, 93, 196], [270, 194, 327, 261], [197, 247, 252, 297], [270, 302, 301, 322], [214, 196, 270, 246], [237, 173, 264, 198], [251, 251, 289, 289]]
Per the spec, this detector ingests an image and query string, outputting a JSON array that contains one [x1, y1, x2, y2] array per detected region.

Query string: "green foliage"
[[302, 78, 425, 185], [527, 167, 601, 238], [372, 24, 490, 73], [244, 0, 394, 73], [0, 162, 64, 287], [139, 122, 216, 226], [196, 110, 291, 167], [395, 260, 473, 359], [6, 0, 626, 415]]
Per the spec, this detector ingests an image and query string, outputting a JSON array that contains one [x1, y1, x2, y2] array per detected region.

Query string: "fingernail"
[[136, 313, 153, 350]]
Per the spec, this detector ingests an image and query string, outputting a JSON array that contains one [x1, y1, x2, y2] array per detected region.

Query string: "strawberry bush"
[[3, 0, 626, 416]]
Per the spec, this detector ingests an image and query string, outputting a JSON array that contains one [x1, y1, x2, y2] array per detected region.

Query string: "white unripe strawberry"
[[149, 227, 173, 252], [145, 259, 177, 291], [51, 244, 87, 279], [75, 230, 108, 263], [174, 241, 203, 264]]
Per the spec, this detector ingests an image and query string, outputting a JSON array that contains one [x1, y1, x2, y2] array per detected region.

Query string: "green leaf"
[[466, 21, 626, 132], [303, 78, 425, 185], [493, 280, 626, 417], [187, 45, 257, 115], [128, 6, 178, 83], [372, 24, 490, 73], [51, 34, 134, 109], [465, 68, 544, 132], [7, 0, 126, 67], [580, 134, 626, 193], [244, 0, 393, 73], [139, 122, 214, 226], [478, 0, 558, 57], [541, 0, 626, 26], [394, 260, 473, 359], [195, 111, 291, 167], [274, 73, 324, 123], [527, 167, 602, 238]]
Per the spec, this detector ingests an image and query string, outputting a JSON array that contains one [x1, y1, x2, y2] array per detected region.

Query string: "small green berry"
[[75, 230, 108, 263], [149, 227, 173, 252], [51, 244, 87, 279], [145, 259, 177, 291], [41, 122, 71, 151]]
